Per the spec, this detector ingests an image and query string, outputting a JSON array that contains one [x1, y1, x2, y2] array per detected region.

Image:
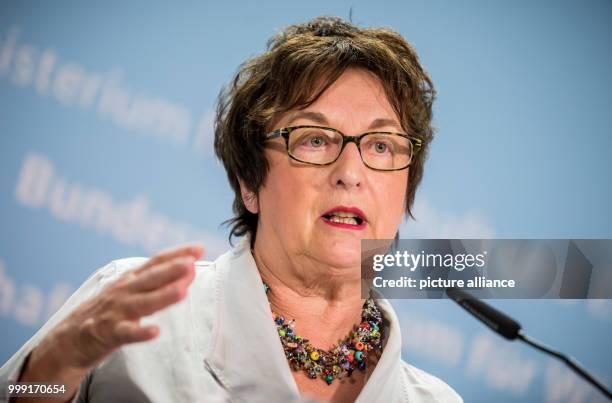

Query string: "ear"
[[238, 179, 259, 214]]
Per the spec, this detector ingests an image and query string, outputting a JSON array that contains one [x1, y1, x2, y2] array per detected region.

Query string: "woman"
[[0, 16, 462, 403]]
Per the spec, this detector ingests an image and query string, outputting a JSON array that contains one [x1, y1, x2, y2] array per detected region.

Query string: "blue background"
[[1, 1, 611, 402]]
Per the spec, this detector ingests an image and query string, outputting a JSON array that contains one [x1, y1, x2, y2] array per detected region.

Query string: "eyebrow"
[[285, 111, 404, 132]]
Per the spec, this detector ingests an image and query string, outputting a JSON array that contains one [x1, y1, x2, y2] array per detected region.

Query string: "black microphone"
[[445, 288, 612, 400]]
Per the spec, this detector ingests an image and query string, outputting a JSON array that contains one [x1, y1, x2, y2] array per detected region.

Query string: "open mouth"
[[322, 212, 364, 226], [321, 207, 367, 229]]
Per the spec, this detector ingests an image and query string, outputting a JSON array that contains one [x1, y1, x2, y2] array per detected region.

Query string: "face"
[[248, 68, 409, 269]]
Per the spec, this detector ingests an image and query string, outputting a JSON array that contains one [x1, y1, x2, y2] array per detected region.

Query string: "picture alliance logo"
[[371, 250, 488, 272]]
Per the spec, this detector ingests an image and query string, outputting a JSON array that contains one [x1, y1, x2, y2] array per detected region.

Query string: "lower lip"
[[321, 216, 367, 230]]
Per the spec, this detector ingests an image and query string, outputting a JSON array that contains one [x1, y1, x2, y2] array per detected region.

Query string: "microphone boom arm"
[[445, 288, 612, 400]]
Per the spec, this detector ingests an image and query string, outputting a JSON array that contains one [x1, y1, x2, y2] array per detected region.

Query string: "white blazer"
[[0, 237, 462, 403]]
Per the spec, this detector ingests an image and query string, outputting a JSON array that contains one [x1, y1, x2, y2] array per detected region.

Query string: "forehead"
[[275, 68, 401, 130]]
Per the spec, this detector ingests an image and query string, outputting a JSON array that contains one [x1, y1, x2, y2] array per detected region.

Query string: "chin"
[[320, 239, 362, 268]]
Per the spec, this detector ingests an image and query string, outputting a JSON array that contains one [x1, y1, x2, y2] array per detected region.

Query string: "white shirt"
[[0, 237, 462, 402]]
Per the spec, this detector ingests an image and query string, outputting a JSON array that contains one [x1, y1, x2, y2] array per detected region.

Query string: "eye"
[[374, 142, 388, 153], [309, 135, 325, 147]]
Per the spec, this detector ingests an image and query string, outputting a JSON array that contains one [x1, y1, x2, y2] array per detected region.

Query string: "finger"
[[135, 243, 204, 274], [126, 256, 195, 293], [114, 320, 159, 344], [123, 275, 195, 318]]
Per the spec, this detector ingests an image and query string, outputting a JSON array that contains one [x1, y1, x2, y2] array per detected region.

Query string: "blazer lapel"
[[204, 238, 302, 402]]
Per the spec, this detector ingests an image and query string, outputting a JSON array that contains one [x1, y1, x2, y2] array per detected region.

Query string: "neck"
[[252, 239, 366, 350]]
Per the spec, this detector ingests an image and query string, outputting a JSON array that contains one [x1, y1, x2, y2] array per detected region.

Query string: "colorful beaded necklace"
[[263, 282, 384, 385]]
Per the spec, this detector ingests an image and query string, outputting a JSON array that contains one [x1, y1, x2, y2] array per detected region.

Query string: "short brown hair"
[[214, 16, 436, 244]]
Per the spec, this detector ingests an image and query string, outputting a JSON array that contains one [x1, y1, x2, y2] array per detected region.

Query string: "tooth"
[[329, 216, 358, 225], [331, 212, 358, 219]]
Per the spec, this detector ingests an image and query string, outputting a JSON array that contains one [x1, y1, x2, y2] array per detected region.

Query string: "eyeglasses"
[[264, 125, 422, 171]]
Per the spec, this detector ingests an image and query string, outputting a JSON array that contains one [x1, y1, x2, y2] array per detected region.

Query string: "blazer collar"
[[204, 238, 405, 403]]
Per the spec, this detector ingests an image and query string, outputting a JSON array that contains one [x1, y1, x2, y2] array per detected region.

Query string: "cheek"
[[373, 173, 408, 233], [259, 158, 321, 226]]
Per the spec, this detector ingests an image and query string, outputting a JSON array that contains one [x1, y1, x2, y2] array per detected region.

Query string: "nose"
[[329, 142, 366, 189]]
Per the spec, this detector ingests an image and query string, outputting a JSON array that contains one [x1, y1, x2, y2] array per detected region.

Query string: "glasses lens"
[[288, 127, 342, 164], [360, 133, 413, 170]]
